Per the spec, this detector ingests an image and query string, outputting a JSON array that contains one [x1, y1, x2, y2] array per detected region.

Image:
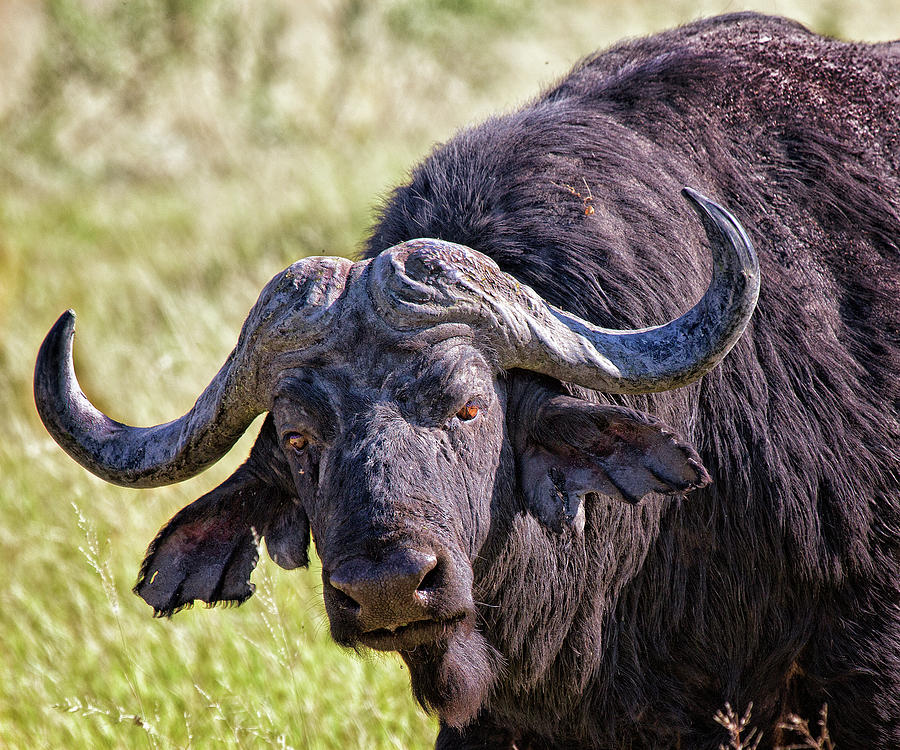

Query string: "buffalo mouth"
[[356, 612, 468, 652]]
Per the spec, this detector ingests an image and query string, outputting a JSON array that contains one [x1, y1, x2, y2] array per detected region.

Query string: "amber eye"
[[285, 433, 309, 452], [456, 402, 479, 421]]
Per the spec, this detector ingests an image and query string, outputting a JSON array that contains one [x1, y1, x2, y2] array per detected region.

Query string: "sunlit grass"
[[1, 455, 435, 748], [3, 1, 899, 747]]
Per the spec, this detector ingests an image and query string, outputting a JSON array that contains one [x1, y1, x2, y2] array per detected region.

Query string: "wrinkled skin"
[[281, 331, 510, 723], [136, 321, 707, 728]]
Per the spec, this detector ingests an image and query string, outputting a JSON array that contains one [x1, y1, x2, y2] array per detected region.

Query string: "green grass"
[[2, 2, 899, 748]]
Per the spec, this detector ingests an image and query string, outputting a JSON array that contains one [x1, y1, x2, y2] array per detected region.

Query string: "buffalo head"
[[34, 189, 758, 725]]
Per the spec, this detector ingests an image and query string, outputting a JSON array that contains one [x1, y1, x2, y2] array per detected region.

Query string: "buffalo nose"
[[328, 548, 440, 631]]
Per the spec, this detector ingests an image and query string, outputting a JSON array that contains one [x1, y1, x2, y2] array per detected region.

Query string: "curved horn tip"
[[680, 186, 725, 214], [49, 308, 76, 341], [680, 186, 710, 207], [680, 187, 737, 231], [37, 307, 75, 359], [34, 310, 77, 400], [681, 188, 754, 244]]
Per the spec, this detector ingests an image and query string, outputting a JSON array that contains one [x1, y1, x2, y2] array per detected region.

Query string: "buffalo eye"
[[284, 433, 309, 453], [456, 402, 480, 421]]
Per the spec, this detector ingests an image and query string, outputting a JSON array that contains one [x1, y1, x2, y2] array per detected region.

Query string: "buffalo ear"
[[264, 500, 310, 570], [519, 395, 710, 533], [134, 464, 310, 617]]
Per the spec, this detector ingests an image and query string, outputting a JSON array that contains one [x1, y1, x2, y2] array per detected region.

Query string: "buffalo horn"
[[369, 188, 759, 394], [34, 256, 354, 487]]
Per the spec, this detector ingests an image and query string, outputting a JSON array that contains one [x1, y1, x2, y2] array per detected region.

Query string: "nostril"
[[331, 585, 361, 613], [328, 571, 362, 613], [328, 548, 443, 628], [416, 556, 442, 593]]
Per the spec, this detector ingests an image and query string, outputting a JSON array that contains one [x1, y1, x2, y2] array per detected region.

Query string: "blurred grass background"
[[2, 1, 899, 747]]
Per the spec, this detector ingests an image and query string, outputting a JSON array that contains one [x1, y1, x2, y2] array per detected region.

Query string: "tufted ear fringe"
[[134, 462, 309, 617]]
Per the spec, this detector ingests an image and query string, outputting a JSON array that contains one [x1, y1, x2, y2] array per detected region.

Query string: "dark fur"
[[364, 13, 900, 749], [132, 13, 900, 749]]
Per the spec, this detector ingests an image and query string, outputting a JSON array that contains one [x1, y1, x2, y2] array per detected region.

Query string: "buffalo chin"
[[400, 618, 500, 729]]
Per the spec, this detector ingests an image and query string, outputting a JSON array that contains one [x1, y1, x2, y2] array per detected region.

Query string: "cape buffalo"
[[34, 12, 900, 750]]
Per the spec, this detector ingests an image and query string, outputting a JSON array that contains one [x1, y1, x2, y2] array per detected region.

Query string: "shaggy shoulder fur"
[[368, 13, 900, 749]]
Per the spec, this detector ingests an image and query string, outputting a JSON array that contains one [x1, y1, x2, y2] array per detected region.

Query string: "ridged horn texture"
[[35, 189, 756, 487], [34, 256, 354, 487], [368, 188, 760, 394]]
